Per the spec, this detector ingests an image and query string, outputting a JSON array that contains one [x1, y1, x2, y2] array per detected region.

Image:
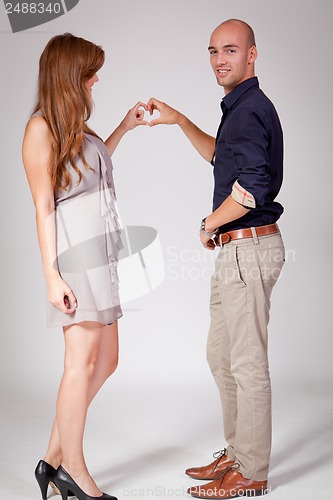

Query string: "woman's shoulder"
[[28, 109, 47, 125], [84, 132, 106, 148], [26, 113, 49, 134], [24, 111, 51, 146]]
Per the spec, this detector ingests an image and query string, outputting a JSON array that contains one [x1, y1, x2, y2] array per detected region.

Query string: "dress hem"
[[46, 312, 123, 329]]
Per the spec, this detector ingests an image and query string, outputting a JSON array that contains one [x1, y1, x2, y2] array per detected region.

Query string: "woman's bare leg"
[[43, 321, 118, 469], [44, 320, 118, 496]]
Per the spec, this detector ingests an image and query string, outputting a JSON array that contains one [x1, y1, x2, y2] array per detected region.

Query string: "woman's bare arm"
[[104, 101, 149, 156], [22, 116, 77, 312]]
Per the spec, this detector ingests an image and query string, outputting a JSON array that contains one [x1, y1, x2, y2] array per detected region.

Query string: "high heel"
[[54, 465, 118, 500], [35, 460, 74, 499], [35, 460, 62, 499]]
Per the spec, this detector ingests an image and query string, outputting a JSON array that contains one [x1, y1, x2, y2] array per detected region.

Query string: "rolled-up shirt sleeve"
[[228, 106, 271, 208]]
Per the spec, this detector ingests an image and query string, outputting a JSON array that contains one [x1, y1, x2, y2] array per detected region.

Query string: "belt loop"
[[250, 226, 259, 245], [219, 233, 223, 247]]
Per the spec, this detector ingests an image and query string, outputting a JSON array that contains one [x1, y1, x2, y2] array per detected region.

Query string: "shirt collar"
[[222, 76, 259, 110]]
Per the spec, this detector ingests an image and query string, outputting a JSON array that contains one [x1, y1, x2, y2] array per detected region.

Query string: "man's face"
[[208, 23, 257, 94]]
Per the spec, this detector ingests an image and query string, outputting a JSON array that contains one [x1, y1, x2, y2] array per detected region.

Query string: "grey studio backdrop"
[[1, 0, 332, 396], [0, 1, 332, 497]]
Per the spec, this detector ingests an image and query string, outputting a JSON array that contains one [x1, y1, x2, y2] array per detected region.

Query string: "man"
[[147, 19, 285, 499]]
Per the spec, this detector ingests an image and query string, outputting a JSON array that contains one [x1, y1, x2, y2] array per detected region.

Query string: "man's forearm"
[[178, 114, 216, 162], [205, 195, 250, 232], [147, 98, 216, 162]]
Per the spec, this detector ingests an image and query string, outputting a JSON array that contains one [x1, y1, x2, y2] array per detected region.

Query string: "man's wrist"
[[200, 217, 218, 237], [177, 113, 187, 128]]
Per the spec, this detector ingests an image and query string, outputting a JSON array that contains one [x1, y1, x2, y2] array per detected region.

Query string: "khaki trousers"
[[207, 231, 285, 481]]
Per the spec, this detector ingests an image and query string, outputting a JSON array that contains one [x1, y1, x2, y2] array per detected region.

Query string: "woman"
[[22, 33, 148, 500]]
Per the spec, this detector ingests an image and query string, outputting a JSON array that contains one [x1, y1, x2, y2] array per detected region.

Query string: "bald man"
[[148, 19, 285, 498]]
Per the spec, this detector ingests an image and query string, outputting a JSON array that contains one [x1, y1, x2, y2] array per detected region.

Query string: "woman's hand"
[[120, 101, 149, 132], [104, 101, 149, 156], [47, 275, 78, 314]]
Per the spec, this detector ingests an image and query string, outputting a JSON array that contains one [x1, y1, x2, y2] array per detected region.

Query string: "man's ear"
[[248, 46, 258, 64]]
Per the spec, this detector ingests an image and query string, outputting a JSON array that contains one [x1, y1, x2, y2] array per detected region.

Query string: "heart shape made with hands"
[[145, 109, 160, 123], [133, 101, 161, 126], [132, 100, 162, 127]]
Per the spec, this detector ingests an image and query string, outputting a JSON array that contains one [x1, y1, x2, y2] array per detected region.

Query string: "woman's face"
[[85, 73, 99, 94]]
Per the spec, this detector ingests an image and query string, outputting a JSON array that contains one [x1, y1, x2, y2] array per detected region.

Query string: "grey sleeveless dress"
[[33, 112, 123, 328]]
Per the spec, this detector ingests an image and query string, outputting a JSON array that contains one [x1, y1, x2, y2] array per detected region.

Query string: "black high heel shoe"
[[54, 465, 117, 500], [35, 460, 61, 499], [35, 460, 75, 499]]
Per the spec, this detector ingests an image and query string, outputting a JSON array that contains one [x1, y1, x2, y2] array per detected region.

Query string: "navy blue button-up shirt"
[[212, 76, 284, 232]]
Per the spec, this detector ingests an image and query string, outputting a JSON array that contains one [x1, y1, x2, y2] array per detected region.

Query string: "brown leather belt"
[[215, 223, 280, 246]]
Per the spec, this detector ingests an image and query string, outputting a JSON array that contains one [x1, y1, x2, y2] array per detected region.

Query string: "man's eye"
[[209, 50, 217, 55], [227, 49, 236, 54]]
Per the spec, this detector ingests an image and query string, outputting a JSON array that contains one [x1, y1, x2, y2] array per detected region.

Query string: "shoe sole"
[[50, 481, 75, 497], [50, 481, 61, 495]]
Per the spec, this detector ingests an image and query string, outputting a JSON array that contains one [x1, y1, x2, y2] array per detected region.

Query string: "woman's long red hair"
[[32, 33, 105, 192]]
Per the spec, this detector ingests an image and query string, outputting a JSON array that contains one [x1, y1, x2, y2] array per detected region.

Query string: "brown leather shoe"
[[185, 449, 235, 480], [187, 466, 269, 498]]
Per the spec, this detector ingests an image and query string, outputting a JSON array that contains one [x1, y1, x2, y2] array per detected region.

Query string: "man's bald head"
[[214, 19, 256, 48], [208, 18, 258, 93]]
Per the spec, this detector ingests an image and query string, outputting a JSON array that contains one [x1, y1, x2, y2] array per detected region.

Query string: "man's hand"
[[147, 97, 184, 127], [200, 231, 216, 250]]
